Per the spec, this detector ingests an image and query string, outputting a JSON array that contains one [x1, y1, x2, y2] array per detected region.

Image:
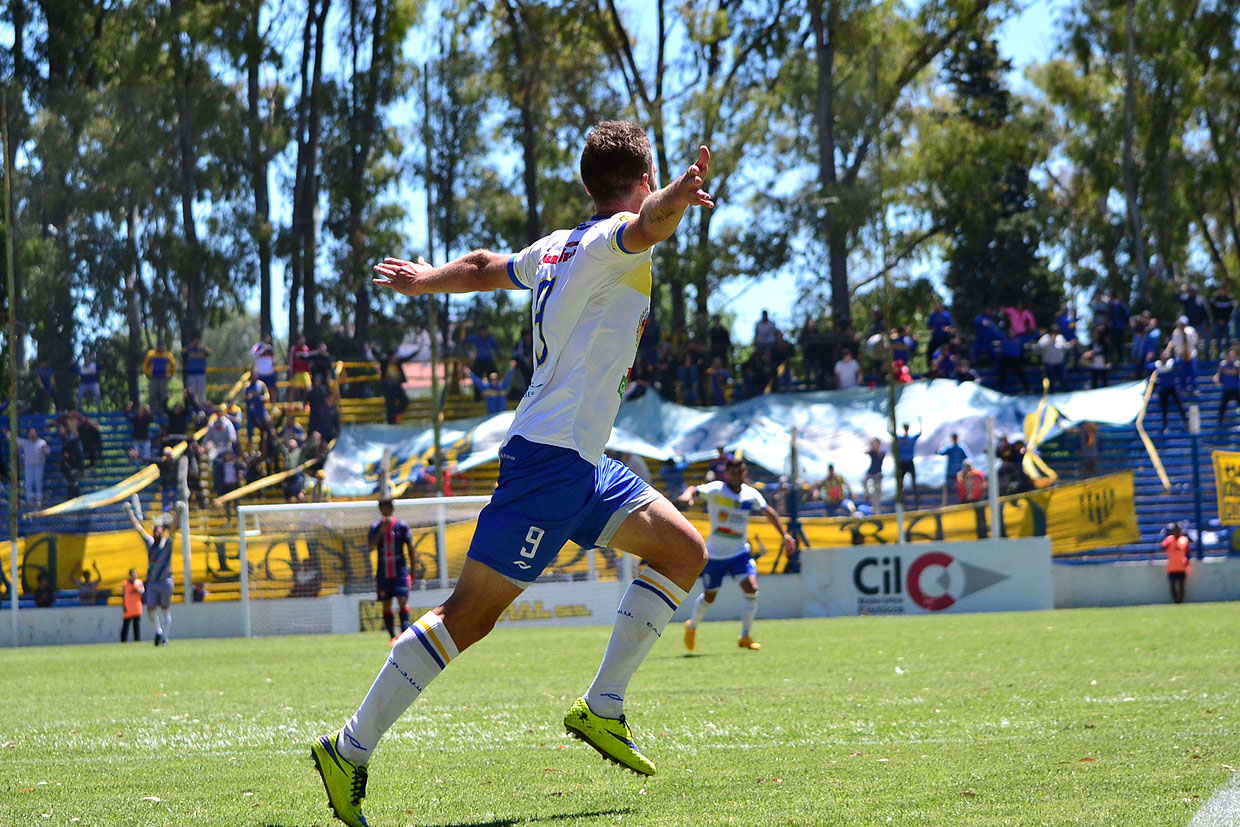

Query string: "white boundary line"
[[1190, 770, 1240, 827]]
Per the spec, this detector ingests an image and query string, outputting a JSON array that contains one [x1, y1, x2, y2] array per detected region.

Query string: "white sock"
[[337, 611, 459, 766], [148, 609, 163, 637], [160, 608, 172, 639], [585, 567, 686, 719], [688, 592, 708, 628], [741, 592, 758, 638]]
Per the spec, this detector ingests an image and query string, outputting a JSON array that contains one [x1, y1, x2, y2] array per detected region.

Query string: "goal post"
[[234, 496, 628, 637]]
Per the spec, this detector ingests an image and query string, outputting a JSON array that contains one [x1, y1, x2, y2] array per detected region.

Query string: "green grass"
[[1, 603, 1237, 826]]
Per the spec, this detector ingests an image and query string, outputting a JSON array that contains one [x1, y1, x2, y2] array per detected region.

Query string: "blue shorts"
[[700, 550, 757, 591], [145, 577, 175, 609], [467, 436, 659, 584], [376, 571, 411, 600]]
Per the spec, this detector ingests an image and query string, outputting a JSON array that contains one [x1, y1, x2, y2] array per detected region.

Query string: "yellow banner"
[[1212, 451, 1240, 525], [687, 471, 1139, 563], [12, 472, 1140, 601]]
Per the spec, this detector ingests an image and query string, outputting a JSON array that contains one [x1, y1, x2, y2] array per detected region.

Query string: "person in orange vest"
[[1161, 523, 1190, 604], [121, 567, 145, 642]]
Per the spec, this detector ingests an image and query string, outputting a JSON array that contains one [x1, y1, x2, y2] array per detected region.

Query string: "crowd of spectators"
[[9, 280, 1240, 512]]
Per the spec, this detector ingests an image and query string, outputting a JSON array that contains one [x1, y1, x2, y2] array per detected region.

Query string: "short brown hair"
[[580, 121, 653, 205]]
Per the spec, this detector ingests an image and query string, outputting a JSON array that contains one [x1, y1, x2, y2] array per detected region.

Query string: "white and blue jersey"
[[467, 213, 657, 585], [697, 480, 767, 559], [695, 481, 765, 589], [504, 212, 653, 465]]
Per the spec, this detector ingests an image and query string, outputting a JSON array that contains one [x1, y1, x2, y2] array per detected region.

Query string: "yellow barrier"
[[15, 471, 1140, 599], [687, 471, 1139, 565], [1212, 451, 1240, 525]]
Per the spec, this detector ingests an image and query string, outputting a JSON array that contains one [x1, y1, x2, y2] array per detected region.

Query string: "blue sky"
[[719, 0, 1067, 342], [247, 0, 1064, 347]]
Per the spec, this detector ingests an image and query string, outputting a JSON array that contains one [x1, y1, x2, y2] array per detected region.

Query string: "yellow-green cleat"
[[310, 733, 370, 827], [563, 697, 656, 776]]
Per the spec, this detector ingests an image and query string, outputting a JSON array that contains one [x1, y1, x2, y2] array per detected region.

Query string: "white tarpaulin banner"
[[324, 380, 1149, 496]]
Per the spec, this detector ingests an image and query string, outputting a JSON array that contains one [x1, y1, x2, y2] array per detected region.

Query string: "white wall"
[[5, 550, 1238, 647]]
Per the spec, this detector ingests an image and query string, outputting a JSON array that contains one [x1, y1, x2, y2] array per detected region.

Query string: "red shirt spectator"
[[956, 461, 987, 503]]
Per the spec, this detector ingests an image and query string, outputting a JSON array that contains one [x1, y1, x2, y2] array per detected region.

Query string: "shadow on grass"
[[268, 807, 634, 827]]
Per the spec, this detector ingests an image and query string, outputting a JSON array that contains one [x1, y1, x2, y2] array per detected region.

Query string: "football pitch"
[[1, 603, 1236, 826]]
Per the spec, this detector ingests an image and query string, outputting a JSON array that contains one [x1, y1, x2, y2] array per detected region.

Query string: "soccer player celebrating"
[[677, 457, 795, 651], [310, 121, 712, 827], [123, 500, 175, 646], [369, 498, 413, 643]]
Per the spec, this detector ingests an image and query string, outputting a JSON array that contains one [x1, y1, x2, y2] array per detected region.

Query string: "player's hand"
[[781, 533, 796, 556], [373, 256, 433, 296], [670, 146, 715, 210]]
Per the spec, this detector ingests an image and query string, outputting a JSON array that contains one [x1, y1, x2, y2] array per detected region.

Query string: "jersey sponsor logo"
[[538, 241, 579, 265]]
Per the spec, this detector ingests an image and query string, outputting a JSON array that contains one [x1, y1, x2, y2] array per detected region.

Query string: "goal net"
[[235, 496, 628, 637]]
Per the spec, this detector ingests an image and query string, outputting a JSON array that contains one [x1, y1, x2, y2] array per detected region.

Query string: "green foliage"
[[5, 0, 1240, 374], [916, 27, 1061, 325], [0, 604, 1236, 825]]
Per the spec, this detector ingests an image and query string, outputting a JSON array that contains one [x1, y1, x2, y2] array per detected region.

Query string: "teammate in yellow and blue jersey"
[[310, 122, 714, 827], [677, 457, 796, 651]]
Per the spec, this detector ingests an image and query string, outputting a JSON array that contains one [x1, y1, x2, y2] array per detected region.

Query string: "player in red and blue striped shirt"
[[367, 499, 413, 643]]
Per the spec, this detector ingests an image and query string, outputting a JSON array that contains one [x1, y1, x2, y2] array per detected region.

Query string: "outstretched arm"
[[763, 505, 796, 557], [372, 251, 516, 298], [123, 503, 153, 546], [620, 146, 715, 254], [677, 484, 699, 507]]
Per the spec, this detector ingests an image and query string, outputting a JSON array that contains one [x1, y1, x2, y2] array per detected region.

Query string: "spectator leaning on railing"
[[834, 348, 861, 389]]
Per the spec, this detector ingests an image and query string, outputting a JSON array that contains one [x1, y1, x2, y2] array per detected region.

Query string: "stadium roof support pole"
[[3, 88, 20, 645], [1189, 405, 1205, 560], [436, 501, 448, 589], [987, 417, 1001, 539], [177, 501, 192, 604], [238, 509, 251, 638]]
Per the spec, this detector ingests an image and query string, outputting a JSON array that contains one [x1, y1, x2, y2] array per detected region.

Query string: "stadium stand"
[[2, 356, 1235, 610]]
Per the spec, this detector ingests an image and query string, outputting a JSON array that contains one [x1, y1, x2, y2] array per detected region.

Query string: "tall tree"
[[322, 0, 415, 347], [290, 0, 332, 341], [917, 28, 1059, 324], [803, 0, 993, 330]]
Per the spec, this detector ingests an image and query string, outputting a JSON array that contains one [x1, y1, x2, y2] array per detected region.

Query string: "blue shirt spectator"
[[896, 428, 920, 462], [1177, 284, 1209, 329], [469, 364, 514, 416], [938, 435, 968, 479], [464, 326, 501, 377], [1056, 308, 1077, 342], [928, 304, 953, 349]]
